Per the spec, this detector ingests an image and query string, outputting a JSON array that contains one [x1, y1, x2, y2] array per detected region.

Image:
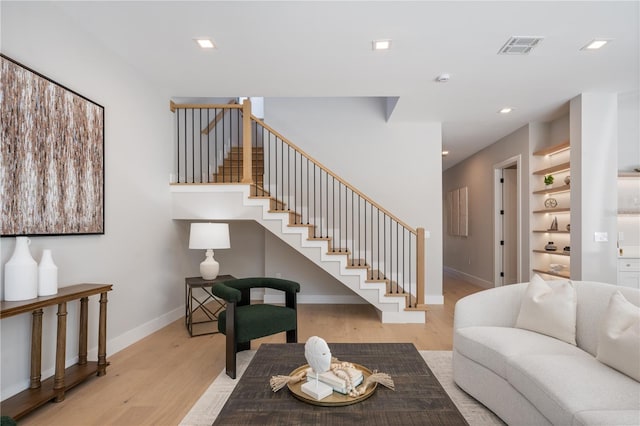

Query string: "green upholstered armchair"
[[212, 277, 300, 379]]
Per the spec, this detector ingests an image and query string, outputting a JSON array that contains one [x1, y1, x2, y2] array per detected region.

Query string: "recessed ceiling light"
[[372, 39, 391, 50], [442, 150, 450, 156], [581, 39, 611, 50], [435, 73, 450, 83], [194, 38, 216, 49], [499, 107, 513, 114]]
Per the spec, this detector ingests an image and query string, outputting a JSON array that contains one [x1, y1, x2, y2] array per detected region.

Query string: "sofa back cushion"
[[596, 291, 640, 381], [575, 282, 640, 357], [515, 275, 577, 345]]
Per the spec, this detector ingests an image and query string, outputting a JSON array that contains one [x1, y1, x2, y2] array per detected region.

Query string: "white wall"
[[180, 220, 267, 280], [1, 3, 189, 399], [264, 97, 444, 303], [618, 91, 640, 172], [264, 231, 363, 303], [617, 91, 640, 249], [443, 125, 530, 287], [570, 93, 619, 283]]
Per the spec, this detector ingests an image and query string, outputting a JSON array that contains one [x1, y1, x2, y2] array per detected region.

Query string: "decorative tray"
[[287, 363, 377, 407]]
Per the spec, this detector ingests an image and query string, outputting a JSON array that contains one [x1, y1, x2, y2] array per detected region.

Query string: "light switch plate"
[[594, 232, 608, 242]]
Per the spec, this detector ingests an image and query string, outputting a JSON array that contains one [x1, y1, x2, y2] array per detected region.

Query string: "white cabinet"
[[618, 258, 640, 289], [617, 172, 639, 288]]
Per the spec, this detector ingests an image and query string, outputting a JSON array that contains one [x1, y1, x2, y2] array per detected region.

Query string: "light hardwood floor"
[[19, 273, 484, 426]]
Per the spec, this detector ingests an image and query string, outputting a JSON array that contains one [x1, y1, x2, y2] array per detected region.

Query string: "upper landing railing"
[[169, 99, 425, 308]]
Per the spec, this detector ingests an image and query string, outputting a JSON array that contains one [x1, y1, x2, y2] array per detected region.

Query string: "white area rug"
[[180, 350, 504, 426]]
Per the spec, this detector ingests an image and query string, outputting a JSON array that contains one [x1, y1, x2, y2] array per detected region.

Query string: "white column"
[[570, 93, 618, 282]]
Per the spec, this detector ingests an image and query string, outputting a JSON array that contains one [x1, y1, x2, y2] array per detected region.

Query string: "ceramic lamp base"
[[200, 249, 220, 280]]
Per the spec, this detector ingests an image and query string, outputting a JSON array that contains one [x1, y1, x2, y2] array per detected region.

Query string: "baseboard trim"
[[1, 306, 185, 400], [105, 306, 184, 357], [444, 266, 494, 289]]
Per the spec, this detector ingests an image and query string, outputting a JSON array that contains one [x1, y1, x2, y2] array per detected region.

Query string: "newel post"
[[416, 227, 426, 308], [241, 99, 253, 184]]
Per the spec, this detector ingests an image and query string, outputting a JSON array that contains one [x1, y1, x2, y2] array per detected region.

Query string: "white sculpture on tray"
[[301, 336, 333, 400]]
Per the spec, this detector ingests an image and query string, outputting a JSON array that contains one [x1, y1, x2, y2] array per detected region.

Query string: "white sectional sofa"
[[453, 280, 640, 425]]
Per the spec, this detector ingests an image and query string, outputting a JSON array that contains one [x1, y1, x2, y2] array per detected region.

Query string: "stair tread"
[[327, 249, 351, 255], [405, 305, 429, 312]]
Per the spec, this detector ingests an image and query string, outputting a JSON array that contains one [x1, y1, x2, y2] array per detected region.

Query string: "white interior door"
[[503, 168, 518, 284]]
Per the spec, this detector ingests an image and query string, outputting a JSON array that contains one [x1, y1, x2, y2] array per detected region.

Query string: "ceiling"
[[50, 1, 640, 169]]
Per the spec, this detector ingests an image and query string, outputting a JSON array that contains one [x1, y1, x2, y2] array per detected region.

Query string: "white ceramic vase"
[[4, 237, 38, 301], [38, 249, 58, 296]]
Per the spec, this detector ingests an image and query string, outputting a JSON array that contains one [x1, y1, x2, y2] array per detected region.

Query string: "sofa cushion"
[[507, 354, 640, 426], [573, 409, 640, 426], [455, 326, 589, 379], [516, 275, 577, 345], [574, 282, 640, 356], [596, 291, 640, 382]]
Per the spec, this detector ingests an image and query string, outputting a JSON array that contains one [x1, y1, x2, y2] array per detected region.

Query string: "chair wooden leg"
[[225, 302, 237, 379], [225, 332, 236, 379], [286, 329, 297, 343]]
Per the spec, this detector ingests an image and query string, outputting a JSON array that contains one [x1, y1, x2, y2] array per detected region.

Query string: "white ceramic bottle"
[[4, 237, 38, 301], [38, 249, 58, 296]]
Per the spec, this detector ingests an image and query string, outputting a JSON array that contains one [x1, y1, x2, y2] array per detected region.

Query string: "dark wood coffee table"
[[214, 342, 467, 425]]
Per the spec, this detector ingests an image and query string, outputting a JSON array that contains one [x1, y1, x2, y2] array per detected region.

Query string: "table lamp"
[[189, 223, 230, 280]]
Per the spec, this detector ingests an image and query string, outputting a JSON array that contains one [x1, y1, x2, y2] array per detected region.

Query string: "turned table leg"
[[97, 291, 108, 376], [79, 297, 88, 365], [29, 309, 43, 389], [53, 302, 67, 402]]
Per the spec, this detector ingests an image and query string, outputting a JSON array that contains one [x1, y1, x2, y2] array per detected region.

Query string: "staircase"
[[170, 99, 426, 323]]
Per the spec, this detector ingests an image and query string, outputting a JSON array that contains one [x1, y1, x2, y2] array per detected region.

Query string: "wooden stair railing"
[[170, 99, 426, 310], [200, 99, 237, 135]]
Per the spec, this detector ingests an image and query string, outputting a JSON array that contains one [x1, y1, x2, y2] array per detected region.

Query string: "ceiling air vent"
[[498, 36, 544, 55]]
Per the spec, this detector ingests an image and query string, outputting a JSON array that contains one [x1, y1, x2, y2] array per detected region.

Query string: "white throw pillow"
[[515, 274, 577, 345], [596, 291, 640, 382]]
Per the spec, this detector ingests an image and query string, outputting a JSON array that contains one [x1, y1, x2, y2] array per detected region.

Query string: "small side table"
[[185, 275, 234, 337]]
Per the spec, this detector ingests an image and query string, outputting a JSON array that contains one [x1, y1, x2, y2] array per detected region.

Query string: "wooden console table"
[[0, 283, 112, 420]]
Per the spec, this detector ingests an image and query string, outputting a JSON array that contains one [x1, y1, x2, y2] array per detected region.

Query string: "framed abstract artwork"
[[0, 54, 105, 236], [447, 186, 468, 237]]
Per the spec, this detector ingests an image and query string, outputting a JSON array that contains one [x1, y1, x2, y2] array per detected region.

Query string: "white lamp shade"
[[189, 223, 230, 249]]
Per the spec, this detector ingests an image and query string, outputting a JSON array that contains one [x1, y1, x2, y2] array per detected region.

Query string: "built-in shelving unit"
[[531, 139, 571, 280], [617, 172, 640, 215], [532, 268, 570, 279], [533, 140, 570, 156], [618, 171, 640, 178], [533, 185, 571, 195], [533, 249, 570, 256], [617, 171, 640, 288], [532, 162, 571, 176], [532, 207, 570, 214]]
